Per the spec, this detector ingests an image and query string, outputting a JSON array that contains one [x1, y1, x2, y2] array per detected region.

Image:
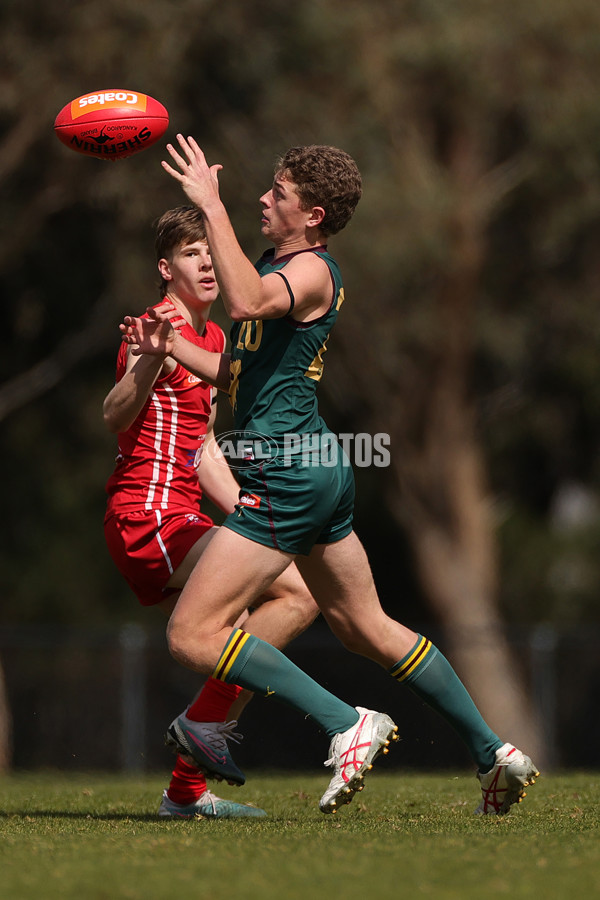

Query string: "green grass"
[[0, 770, 598, 900]]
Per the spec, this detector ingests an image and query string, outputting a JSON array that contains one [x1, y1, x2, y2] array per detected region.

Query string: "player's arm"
[[209, 249, 334, 322], [120, 304, 231, 391], [196, 402, 239, 515], [171, 333, 231, 391], [161, 135, 332, 322], [103, 347, 169, 433]]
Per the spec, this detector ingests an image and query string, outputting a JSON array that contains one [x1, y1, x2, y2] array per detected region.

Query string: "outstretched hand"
[[120, 302, 186, 357], [161, 134, 223, 210]]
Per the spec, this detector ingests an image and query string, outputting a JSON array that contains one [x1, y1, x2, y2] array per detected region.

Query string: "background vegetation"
[[1, 0, 600, 769]]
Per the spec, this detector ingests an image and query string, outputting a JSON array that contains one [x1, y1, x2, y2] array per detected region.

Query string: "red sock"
[[167, 756, 208, 805], [185, 676, 243, 722]]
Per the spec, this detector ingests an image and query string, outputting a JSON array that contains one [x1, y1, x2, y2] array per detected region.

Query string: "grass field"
[[1, 770, 598, 900]]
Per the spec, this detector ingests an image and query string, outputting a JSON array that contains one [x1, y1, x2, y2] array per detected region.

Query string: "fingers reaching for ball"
[[161, 134, 223, 209]]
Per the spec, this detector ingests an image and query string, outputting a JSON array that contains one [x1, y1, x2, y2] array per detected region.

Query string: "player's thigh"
[[165, 524, 219, 590], [296, 531, 388, 636], [171, 525, 295, 634], [298, 531, 376, 606]]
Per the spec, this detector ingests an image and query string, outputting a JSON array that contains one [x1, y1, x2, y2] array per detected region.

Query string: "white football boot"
[[319, 707, 399, 814], [475, 742, 540, 815]]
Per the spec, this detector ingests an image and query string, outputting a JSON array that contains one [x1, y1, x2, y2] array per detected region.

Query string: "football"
[[54, 89, 169, 161]]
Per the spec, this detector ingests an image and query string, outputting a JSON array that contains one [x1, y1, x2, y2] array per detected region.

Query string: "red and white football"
[[54, 89, 169, 161]]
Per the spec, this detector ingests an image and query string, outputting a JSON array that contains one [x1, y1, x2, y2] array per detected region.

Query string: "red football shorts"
[[104, 507, 215, 606]]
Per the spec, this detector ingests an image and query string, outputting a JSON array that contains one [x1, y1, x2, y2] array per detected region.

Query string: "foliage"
[[0, 771, 598, 900], [1, 0, 600, 626]]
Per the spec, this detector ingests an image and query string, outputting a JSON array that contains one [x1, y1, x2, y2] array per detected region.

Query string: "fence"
[[0, 621, 598, 772]]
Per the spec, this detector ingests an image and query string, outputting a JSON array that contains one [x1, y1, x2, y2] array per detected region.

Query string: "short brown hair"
[[154, 206, 207, 297], [275, 145, 362, 236]]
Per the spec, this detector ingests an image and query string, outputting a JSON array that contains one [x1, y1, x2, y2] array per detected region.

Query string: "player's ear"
[[158, 258, 172, 281], [308, 206, 326, 228]]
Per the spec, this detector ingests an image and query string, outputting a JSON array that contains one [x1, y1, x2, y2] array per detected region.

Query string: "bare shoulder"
[[281, 249, 332, 294]]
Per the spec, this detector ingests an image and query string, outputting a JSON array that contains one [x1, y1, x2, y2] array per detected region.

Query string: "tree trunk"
[[336, 120, 545, 768], [387, 125, 544, 765], [391, 433, 544, 767]]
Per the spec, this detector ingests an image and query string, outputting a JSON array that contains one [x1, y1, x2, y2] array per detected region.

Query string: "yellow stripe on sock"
[[390, 636, 433, 682], [213, 629, 252, 682]]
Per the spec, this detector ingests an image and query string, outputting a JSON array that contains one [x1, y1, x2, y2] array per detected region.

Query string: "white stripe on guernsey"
[[145, 386, 179, 510], [144, 396, 163, 509], [153, 510, 174, 574], [162, 385, 179, 507]]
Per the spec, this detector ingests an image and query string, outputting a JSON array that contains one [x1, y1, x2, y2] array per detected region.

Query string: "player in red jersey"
[[103, 206, 318, 818]]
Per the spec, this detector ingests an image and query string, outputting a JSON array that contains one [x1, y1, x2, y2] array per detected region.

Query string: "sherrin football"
[[54, 89, 169, 161]]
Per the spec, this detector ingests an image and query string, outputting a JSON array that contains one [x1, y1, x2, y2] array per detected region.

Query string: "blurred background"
[[1, 0, 599, 776]]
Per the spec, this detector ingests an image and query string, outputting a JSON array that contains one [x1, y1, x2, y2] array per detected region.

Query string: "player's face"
[[159, 239, 218, 305], [259, 175, 309, 243]]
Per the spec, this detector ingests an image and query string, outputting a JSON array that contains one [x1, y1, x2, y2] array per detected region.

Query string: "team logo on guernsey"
[[238, 493, 261, 509]]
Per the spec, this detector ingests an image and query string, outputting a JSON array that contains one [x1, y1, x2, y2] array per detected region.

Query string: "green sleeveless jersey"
[[228, 247, 345, 448]]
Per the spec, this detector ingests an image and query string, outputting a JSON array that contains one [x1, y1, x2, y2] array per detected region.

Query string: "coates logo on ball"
[[53, 89, 169, 161]]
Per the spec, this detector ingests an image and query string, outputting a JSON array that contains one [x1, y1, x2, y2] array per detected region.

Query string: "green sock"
[[213, 629, 359, 738], [389, 635, 502, 772]]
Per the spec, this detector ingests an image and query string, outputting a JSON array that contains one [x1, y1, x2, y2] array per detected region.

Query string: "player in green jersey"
[[225, 243, 354, 555], [121, 136, 539, 816]]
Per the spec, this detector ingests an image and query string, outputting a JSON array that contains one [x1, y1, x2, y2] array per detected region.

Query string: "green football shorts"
[[223, 451, 355, 555]]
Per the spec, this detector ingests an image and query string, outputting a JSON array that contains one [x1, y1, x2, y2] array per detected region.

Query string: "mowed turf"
[[1, 770, 598, 900]]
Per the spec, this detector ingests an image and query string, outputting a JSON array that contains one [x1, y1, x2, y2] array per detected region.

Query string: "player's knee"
[[267, 581, 319, 638], [259, 579, 320, 628], [287, 585, 320, 628], [166, 623, 188, 666], [335, 630, 363, 654], [325, 614, 367, 656], [166, 618, 209, 671]]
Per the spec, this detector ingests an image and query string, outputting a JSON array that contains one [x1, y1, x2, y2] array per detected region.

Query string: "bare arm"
[[196, 405, 240, 514], [120, 303, 231, 391], [103, 348, 170, 433], [161, 135, 331, 322], [171, 332, 231, 391]]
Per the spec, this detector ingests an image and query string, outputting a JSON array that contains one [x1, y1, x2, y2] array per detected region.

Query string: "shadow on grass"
[[0, 810, 163, 821]]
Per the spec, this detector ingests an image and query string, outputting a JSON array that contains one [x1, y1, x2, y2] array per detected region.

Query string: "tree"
[[318, 0, 600, 763]]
